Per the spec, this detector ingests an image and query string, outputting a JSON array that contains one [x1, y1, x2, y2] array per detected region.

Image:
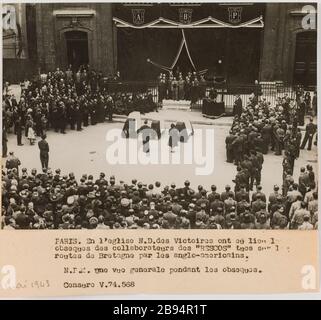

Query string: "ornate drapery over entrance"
[[113, 3, 264, 29], [113, 15, 264, 29], [115, 4, 265, 82]]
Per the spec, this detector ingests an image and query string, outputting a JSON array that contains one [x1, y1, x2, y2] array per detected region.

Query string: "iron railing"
[[103, 80, 308, 110]]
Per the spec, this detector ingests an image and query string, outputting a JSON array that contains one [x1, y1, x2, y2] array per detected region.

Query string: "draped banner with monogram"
[[115, 3, 265, 83]]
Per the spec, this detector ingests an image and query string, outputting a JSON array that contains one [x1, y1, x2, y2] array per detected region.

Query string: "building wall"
[[260, 2, 317, 84], [35, 3, 116, 74], [3, 3, 316, 85]]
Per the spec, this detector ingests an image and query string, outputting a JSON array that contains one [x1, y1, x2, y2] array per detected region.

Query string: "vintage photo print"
[[0, 1, 319, 297]]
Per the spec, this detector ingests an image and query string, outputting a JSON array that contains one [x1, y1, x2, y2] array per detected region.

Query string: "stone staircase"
[[162, 99, 191, 111]]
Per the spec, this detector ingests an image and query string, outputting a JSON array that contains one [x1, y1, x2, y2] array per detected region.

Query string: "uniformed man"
[[231, 133, 244, 165], [298, 167, 310, 198], [274, 124, 285, 155], [225, 130, 236, 163], [75, 105, 83, 131], [38, 134, 49, 170], [301, 117, 317, 150], [15, 116, 24, 146]]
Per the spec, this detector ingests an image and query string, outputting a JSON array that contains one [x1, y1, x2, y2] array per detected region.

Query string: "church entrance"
[[65, 30, 89, 71]]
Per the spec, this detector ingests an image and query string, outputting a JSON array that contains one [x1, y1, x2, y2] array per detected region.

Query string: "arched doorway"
[[64, 30, 89, 71], [293, 31, 316, 87]]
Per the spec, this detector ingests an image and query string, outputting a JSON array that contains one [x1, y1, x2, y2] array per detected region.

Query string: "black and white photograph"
[[1, 1, 318, 231]]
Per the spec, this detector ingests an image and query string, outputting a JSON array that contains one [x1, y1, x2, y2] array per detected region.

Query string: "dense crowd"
[[2, 66, 157, 152], [2, 154, 318, 230], [1, 66, 318, 231]]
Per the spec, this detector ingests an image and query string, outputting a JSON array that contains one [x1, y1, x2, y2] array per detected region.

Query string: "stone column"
[[259, 3, 281, 81]]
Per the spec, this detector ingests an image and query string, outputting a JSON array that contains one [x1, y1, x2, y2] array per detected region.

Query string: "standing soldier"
[[82, 99, 89, 127], [274, 124, 285, 155], [75, 105, 83, 131], [60, 103, 67, 134], [225, 130, 236, 163], [38, 134, 49, 170], [295, 128, 302, 158], [231, 133, 244, 165], [298, 167, 310, 199], [300, 117, 317, 151], [15, 116, 24, 146]]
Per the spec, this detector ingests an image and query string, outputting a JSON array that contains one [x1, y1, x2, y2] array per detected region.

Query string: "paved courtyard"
[[4, 113, 318, 194]]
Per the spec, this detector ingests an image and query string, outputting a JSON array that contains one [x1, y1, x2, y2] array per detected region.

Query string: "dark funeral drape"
[[117, 28, 262, 83]]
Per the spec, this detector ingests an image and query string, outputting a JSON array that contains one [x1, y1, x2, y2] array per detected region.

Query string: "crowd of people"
[[2, 156, 318, 230], [227, 89, 317, 189], [223, 88, 318, 231], [2, 66, 158, 154], [1, 66, 318, 231], [157, 71, 207, 103]]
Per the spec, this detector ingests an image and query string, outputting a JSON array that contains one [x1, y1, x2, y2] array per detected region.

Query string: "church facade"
[[3, 2, 317, 87]]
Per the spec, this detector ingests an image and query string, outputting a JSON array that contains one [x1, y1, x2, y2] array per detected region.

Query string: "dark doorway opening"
[[293, 31, 316, 88], [65, 31, 89, 71]]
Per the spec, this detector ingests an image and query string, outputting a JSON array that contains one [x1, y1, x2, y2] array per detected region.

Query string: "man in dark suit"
[[38, 134, 49, 170]]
